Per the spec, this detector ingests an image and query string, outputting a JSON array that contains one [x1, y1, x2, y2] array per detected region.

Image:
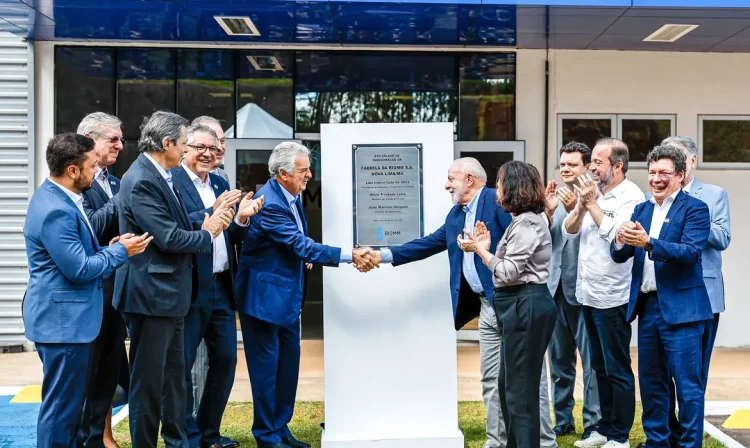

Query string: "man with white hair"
[[654, 135, 731, 448], [192, 116, 230, 184], [366, 158, 558, 448], [235, 142, 376, 448], [78, 112, 129, 448]]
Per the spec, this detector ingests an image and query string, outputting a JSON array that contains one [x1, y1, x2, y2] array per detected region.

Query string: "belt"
[[212, 270, 229, 282]]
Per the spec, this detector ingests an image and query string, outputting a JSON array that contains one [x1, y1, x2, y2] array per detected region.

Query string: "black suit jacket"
[[170, 167, 246, 310], [113, 154, 212, 318], [82, 172, 121, 306]]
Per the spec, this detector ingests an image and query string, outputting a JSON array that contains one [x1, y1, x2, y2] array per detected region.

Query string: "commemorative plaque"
[[352, 143, 424, 247]]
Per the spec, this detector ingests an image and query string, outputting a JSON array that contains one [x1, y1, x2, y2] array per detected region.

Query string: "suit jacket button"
[[98, 285, 103, 290], [189, 263, 194, 268]]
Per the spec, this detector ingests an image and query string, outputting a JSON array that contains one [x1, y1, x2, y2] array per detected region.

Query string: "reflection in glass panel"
[[621, 119, 672, 162], [55, 47, 115, 134], [117, 49, 176, 139], [109, 141, 140, 179], [459, 151, 514, 188], [702, 119, 750, 163], [177, 50, 234, 131], [459, 54, 515, 141], [236, 51, 294, 139], [295, 52, 457, 133], [236, 150, 272, 193], [561, 119, 612, 153]]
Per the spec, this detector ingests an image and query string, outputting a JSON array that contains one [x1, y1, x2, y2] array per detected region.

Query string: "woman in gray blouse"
[[458, 161, 556, 448]]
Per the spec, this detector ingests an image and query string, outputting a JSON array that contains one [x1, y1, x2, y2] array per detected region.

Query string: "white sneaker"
[[602, 441, 630, 448], [574, 431, 608, 448]]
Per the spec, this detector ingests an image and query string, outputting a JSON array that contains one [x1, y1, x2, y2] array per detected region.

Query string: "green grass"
[[113, 401, 724, 447]]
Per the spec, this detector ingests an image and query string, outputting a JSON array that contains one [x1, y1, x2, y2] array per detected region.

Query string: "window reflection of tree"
[[704, 120, 750, 163]]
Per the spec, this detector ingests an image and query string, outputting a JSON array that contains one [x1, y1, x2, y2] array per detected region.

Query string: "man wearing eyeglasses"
[[193, 116, 231, 185], [78, 112, 131, 448], [612, 145, 712, 448], [171, 124, 263, 448]]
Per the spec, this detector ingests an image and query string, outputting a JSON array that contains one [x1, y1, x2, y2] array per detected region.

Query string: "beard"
[[450, 182, 466, 205], [596, 166, 614, 191], [75, 175, 94, 193]]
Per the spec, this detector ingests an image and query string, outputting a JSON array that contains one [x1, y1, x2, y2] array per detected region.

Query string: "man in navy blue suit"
[[611, 145, 712, 448], [171, 124, 263, 448], [23, 133, 151, 448], [77, 112, 130, 448], [235, 142, 375, 448], [370, 158, 557, 448], [113, 111, 236, 447]]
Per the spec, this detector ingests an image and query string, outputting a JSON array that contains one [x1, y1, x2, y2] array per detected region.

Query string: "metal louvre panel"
[[0, 31, 29, 348]]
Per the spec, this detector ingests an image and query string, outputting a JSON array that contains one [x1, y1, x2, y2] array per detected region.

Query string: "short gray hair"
[[186, 124, 218, 146], [595, 137, 630, 173], [661, 135, 698, 156], [77, 112, 122, 135], [451, 157, 487, 182], [269, 142, 310, 177], [191, 115, 222, 128], [138, 111, 189, 153]]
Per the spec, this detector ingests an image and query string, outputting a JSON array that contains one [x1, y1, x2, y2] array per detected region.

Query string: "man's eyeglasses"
[[188, 144, 221, 155], [90, 132, 125, 145]]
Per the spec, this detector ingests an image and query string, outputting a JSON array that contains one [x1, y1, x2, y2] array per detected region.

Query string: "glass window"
[[177, 50, 235, 131], [459, 151, 514, 188], [559, 115, 614, 154], [55, 47, 115, 134], [235, 51, 294, 139], [458, 54, 515, 141], [295, 52, 457, 133], [700, 116, 750, 164], [618, 115, 674, 162], [117, 49, 176, 139]]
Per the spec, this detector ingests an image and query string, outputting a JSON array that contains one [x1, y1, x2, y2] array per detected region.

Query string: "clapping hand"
[[236, 191, 264, 224], [618, 221, 650, 248], [352, 247, 381, 273], [573, 173, 599, 208], [202, 200, 235, 238], [557, 184, 577, 212], [545, 181, 559, 215], [213, 189, 243, 211], [457, 221, 491, 253], [118, 232, 154, 257]]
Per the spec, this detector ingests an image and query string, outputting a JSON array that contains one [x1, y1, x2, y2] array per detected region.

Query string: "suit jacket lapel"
[[110, 176, 120, 195], [295, 198, 308, 236], [173, 168, 204, 212], [138, 155, 190, 228], [475, 187, 488, 225], [691, 178, 704, 200], [90, 180, 110, 204], [658, 191, 686, 240], [45, 181, 100, 250]]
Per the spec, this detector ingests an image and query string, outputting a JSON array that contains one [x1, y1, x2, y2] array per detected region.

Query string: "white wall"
[[516, 48, 750, 347], [33, 41, 53, 187]]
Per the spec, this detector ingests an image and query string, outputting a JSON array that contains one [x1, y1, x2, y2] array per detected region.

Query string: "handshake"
[[351, 247, 382, 273]]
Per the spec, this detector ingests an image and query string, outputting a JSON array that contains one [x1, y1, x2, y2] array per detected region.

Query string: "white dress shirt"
[[94, 166, 114, 198], [562, 178, 645, 309], [462, 188, 484, 294], [640, 189, 680, 293], [183, 163, 230, 273], [48, 178, 96, 239]]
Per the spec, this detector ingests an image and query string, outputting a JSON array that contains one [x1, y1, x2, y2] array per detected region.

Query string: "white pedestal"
[[320, 123, 464, 448]]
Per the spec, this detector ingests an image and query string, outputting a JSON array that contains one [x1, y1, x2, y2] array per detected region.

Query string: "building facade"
[[1, 0, 748, 347]]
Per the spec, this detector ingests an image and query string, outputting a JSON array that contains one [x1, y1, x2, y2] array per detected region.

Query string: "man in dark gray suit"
[[544, 142, 601, 438], [113, 111, 235, 447]]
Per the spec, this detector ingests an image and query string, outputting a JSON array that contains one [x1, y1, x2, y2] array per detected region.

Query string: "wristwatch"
[[645, 239, 654, 254]]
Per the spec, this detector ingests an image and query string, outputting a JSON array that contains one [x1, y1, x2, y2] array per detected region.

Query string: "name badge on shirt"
[[603, 210, 615, 218]]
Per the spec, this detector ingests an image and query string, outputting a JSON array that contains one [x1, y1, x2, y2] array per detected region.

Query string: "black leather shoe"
[[258, 443, 293, 448], [282, 435, 311, 448], [553, 424, 576, 436], [636, 443, 647, 448], [203, 438, 241, 448]]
